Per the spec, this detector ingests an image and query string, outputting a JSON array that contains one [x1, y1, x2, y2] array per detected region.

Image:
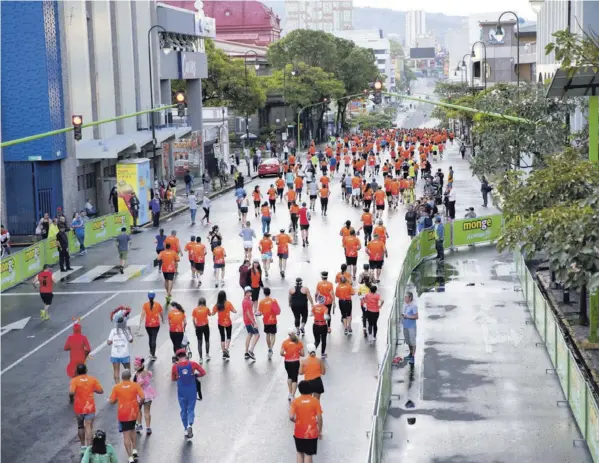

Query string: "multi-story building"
[[405, 10, 426, 49], [445, 19, 470, 82], [1, 1, 213, 234], [285, 0, 353, 33], [332, 30, 395, 92]]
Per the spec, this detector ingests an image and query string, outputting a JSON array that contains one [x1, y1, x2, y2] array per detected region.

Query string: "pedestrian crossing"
[[54, 263, 203, 285]]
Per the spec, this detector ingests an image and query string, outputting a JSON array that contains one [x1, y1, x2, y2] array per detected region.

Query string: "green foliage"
[[201, 39, 266, 114], [351, 112, 393, 130], [434, 81, 470, 100], [497, 150, 599, 290], [546, 27, 599, 75]]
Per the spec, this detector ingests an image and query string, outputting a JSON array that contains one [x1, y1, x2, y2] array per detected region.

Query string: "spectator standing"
[[433, 216, 444, 261], [71, 213, 86, 255], [115, 227, 131, 274], [446, 187, 456, 220], [459, 143, 466, 159], [129, 192, 140, 228], [109, 185, 119, 212], [481, 176, 492, 208], [252, 150, 260, 172], [402, 292, 418, 365], [57, 225, 72, 272], [202, 171, 211, 195], [149, 196, 161, 227], [188, 192, 198, 225], [37, 213, 51, 239], [184, 170, 193, 196], [201, 196, 211, 225], [1, 224, 11, 256]]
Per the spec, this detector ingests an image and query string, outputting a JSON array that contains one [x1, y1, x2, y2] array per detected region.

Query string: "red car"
[[258, 158, 281, 177]]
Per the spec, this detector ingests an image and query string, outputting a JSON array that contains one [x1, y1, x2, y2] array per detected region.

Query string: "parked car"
[[258, 158, 281, 177]]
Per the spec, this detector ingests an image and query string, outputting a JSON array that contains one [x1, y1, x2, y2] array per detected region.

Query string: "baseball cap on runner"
[[244, 286, 252, 293], [307, 343, 316, 354]]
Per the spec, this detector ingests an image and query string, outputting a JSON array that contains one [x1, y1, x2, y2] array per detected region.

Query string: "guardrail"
[[513, 251, 599, 460], [366, 213, 503, 462], [1, 213, 129, 292]]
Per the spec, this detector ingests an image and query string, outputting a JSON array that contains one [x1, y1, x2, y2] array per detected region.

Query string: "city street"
[[1, 148, 410, 462]]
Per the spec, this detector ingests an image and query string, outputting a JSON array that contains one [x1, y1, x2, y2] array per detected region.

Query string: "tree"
[[350, 112, 393, 130], [172, 39, 266, 115], [545, 27, 599, 75]]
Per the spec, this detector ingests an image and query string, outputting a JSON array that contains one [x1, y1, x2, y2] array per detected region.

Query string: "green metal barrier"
[[0, 213, 129, 292]]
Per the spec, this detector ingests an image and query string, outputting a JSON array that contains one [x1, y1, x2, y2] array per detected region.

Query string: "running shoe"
[[344, 329, 348, 335], [244, 352, 250, 359], [199, 357, 203, 364], [186, 426, 193, 438], [146, 427, 152, 435], [215, 282, 219, 288], [248, 351, 256, 360], [268, 349, 273, 359], [132, 449, 139, 459], [300, 327, 305, 336], [206, 354, 211, 361], [288, 393, 293, 402], [255, 312, 262, 317], [135, 424, 143, 433], [348, 327, 353, 334], [322, 353, 328, 359]]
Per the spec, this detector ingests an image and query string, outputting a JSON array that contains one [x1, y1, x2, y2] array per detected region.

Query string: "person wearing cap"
[[281, 329, 305, 401], [81, 429, 118, 463], [289, 277, 314, 336], [275, 229, 293, 278], [107, 314, 134, 384], [69, 364, 103, 452], [311, 295, 330, 358], [138, 292, 164, 361], [258, 232, 274, 278], [242, 286, 260, 361], [249, 259, 264, 314], [289, 381, 323, 461], [434, 216, 445, 261], [335, 276, 355, 335], [64, 320, 91, 379], [300, 344, 326, 401], [315, 272, 335, 332], [133, 357, 156, 434], [465, 207, 477, 219], [171, 348, 206, 439]]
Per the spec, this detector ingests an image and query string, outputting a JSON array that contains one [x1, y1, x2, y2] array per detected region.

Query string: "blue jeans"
[[178, 388, 196, 428], [185, 183, 192, 195], [190, 208, 197, 223], [261, 217, 271, 234], [75, 232, 85, 251]]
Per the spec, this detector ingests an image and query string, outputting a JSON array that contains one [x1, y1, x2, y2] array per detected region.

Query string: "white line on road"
[[1, 287, 283, 296], [53, 266, 82, 281], [105, 265, 146, 283], [70, 265, 115, 283], [0, 293, 120, 376]]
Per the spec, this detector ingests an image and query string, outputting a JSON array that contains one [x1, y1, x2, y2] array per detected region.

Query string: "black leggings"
[[313, 324, 328, 354], [203, 207, 210, 222], [292, 306, 308, 328], [218, 324, 232, 342], [361, 305, 367, 329], [366, 311, 380, 338], [145, 326, 160, 356], [170, 331, 184, 353], [320, 198, 328, 214], [195, 325, 210, 357]]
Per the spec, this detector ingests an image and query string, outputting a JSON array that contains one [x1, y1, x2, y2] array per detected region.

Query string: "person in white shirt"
[[446, 187, 456, 220], [107, 319, 133, 384], [201, 196, 212, 224]]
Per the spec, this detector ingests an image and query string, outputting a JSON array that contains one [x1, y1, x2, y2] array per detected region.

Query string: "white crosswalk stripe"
[[70, 265, 116, 283], [140, 268, 162, 282], [53, 266, 82, 281], [105, 265, 146, 283]]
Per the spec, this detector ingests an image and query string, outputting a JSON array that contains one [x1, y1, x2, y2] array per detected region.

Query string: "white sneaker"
[[206, 353, 211, 361], [199, 357, 203, 364], [288, 393, 293, 402]]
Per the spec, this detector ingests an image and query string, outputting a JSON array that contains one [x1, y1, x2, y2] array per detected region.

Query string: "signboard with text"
[[452, 215, 502, 247]]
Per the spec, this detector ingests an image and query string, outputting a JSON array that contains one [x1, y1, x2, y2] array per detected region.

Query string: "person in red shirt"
[[109, 369, 144, 462], [157, 243, 180, 302], [64, 320, 91, 378], [259, 287, 281, 359], [364, 285, 384, 343], [33, 264, 54, 320], [69, 364, 103, 449], [138, 292, 164, 360], [242, 286, 260, 360], [192, 297, 213, 363], [289, 380, 323, 461]]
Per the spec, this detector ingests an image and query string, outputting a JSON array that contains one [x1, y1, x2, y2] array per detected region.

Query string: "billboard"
[[409, 47, 436, 59], [117, 159, 152, 226]]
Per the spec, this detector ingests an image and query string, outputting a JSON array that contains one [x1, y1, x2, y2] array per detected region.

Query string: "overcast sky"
[[351, 0, 535, 19]]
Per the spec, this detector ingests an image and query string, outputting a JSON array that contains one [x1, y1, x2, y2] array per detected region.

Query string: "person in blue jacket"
[[171, 348, 206, 438]]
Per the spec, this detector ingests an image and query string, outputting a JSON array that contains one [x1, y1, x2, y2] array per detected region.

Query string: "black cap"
[[321, 271, 328, 278]]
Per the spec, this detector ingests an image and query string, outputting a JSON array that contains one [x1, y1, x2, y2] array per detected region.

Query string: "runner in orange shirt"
[[259, 287, 281, 359], [267, 184, 277, 213], [373, 219, 389, 244], [164, 230, 182, 256], [315, 272, 335, 332], [184, 235, 197, 276], [335, 276, 355, 334], [275, 229, 293, 278], [311, 295, 330, 357], [358, 207, 375, 245], [69, 364, 104, 449], [281, 330, 305, 401], [373, 187, 386, 220], [157, 243, 180, 303], [191, 236, 207, 287], [212, 244, 226, 287], [366, 234, 387, 283], [259, 232, 274, 278], [252, 186, 262, 218], [339, 220, 354, 247], [390, 177, 401, 209], [138, 292, 164, 360], [299, 344, 326, 401], [318, 185, 330, 216], [284, 188, 297, 209], [275, 176, 286, 202], [212, 291, 237, 359], [192, 297, 213, 363], [343, 230, 361, 281], [109, 370, 144, 462], [335, 264, 352, 284], [168, 302, 186, 353], [294, 175, 304, 201]]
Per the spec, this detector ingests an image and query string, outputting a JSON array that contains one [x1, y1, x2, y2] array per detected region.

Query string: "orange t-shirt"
[[69, 374, 102, 415], [351, 177, 361, 189], [373, 226, 387, 243], [286, 190, 297, 202], [168, 309, 186, 332], [259, 238, 273, 253], [275, 178, 285, 189], [191, 242, 206, 263], [316, 281, 334, 305], [267, 188, 277, 200], [158, 249, 180, 273], [250, 269, 262, 288], [367, 240, 386, 261], [259, 297, 278, 325], [261, 205, 271, 218], [164, 236, 180, 253], [282, 339, 304, 361], [361, 212, 373, 226], [184, 241, 195, 260], [390, 180, 400, 195], [320, 176, 330, 187], [294, 177, 304, 189], [303, 356, 322, 381], [374, 190, 386, 205], [252, 190, 261, 202], [213, 246, 226, 264], [312, 304, 328, 324], [276, 234, 292, 254], [109, 381, 144, 422], [319, 187, 329, 198], [288, 155, 296, 165], [290, 204, 300, 215], [335, 283, 354, 300], [335, 271, 352, 284], [344, 235, 361, 257], [212, 301, 235, 327], [192, 305, 210, 327], [142, 301, 163, 328]]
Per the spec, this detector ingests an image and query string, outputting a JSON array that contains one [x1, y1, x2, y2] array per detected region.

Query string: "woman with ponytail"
[[139, 292, 163, 361]]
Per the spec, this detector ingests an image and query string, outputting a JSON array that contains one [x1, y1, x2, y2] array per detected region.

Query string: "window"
[[77, 175, 83, 191], [374, 49, 387, 55], [377, 59, 386, 65], [85, 172, 96, 190], [343, 10, 351, 21]]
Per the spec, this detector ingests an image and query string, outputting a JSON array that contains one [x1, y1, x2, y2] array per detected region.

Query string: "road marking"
[[53, 266, 82, 281], [2, 287, 285, 296], [352, 319, 363, 352], [70, 265, 115, 283], [0, 293, 120, 376], [140, 268, 161, 282], [105, 265, 146, 283], [0, 317, 31, 337]]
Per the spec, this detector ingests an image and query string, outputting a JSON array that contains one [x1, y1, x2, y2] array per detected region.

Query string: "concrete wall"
[[113, 0, 137, 134]]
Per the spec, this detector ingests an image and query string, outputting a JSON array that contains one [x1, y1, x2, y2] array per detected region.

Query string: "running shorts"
[[253, 201, 260, 208], [243, 241, 253, 249], [264, 324, 277, 334], [245, 324, 259, 335], [404, 327, 417, 346], [345, 256, 358, 266], [163, 272, 175, 281], [339, 299, 352, 319], [278, 253, 289, 259], [309, 195, 317, 200], [285, 360, 300, 382], [120, 420, 136, 432], [376, 204, 385, 211], [369, 260, 384, 270], [40, 292, 53, 305], [194, 262, 205, 272], [262, 252, 272, 261], [300, 224, 309, 231], [251, 287, 260, 302], [352, 188, 361, 196], [308, 376, 325, 395], [214, 263, 225, 269], [240, 207, 249, 214], [294, 437, 318, 456]]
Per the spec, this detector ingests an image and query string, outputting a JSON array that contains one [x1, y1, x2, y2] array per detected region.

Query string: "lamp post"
[[495, 11, 520, 87], [460, 53, 473, 87], [471, 41, 488, 90], [147, 25, 172, 160], [283, 65, 297, 139], [243, 50, 259, 149]]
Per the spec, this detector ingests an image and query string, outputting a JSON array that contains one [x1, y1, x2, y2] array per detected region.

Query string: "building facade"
[[285, 0, 353, 33], [445, 19, 470, 82], [405, 10, 426, 49]]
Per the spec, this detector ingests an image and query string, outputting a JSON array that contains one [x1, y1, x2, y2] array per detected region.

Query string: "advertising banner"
[[568, 353, 587, 437], [116, 163, 137, 226], [111, 213, 130, 235], [136, 160, 151, 225], [534, 285, 546, 342], [45, 237, 59, 264], [86, 216, 111, 247], [1, 252, 22, 292], [419, 224, 451, 259], [556, 329, 570, 397], [117, 160, 151, 226], [173, 138, 192, 177], [545, 309, 557, 368], [21, 242, 44, 280], [452, 214, 502, 247], [587, 392, 599, 461]]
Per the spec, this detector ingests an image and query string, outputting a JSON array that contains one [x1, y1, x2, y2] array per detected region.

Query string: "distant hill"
[[261, 2, 465, 46]]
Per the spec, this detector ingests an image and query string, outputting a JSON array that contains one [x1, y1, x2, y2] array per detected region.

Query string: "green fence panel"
[[419, 229, 437, 259], [85, 216, 113, 247], [534, 285, 546, 342], [526, 271, 536, 318], [68, 231, 81, 254], [568, 352, 587, 437], [587, 390, 599, 461], [45, 237, 59, 265], [111, 212, 130, 235], [20, 241, 45, 281], [544, 309, 558, 368], [1, 251, 24, 291], [556, 328, 570, 398], [452, 214, 503, 247]]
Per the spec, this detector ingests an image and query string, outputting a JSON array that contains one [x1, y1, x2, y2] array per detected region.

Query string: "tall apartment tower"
[[285, 0, 353, 33], [405, 10, 426, 48]]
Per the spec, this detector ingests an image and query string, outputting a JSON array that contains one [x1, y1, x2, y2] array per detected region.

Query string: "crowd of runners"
[[59, 125, 453, 463]]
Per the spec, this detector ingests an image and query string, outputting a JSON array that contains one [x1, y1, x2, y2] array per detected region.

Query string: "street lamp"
[[147, 25, 172, 159], [283, 65, 298, 138], [243, 50, 259, 148], [496, 11, 520, 87], [460, 53, 473, 86], [471, 41, 488, 90]]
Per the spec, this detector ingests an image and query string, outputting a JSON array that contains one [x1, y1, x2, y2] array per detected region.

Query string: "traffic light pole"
[[147, 25, 167, 161]]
